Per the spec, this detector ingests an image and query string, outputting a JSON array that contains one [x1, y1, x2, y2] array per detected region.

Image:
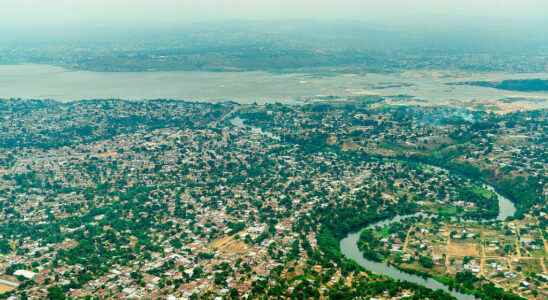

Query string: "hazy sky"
[[2, 0, 547, 28]]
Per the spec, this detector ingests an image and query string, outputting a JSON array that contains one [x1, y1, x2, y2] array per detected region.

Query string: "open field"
[[447, 242, 479, 257], [0, 284, 15, 293], [0, 278, 18, 294], [210, 236, 248, 254]]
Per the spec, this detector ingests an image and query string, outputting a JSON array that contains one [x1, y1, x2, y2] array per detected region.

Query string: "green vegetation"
[[0, 99, 544, 299]]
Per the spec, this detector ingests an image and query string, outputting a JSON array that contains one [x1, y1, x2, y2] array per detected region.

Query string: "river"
[[340, 180, 517, 300], [1, 64, 548, 106]]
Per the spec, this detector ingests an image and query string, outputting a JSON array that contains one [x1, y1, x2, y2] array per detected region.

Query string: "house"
[[13, 270, 36, 280]]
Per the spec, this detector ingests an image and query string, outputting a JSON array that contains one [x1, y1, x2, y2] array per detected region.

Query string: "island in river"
[[454, 79, 548, 92]]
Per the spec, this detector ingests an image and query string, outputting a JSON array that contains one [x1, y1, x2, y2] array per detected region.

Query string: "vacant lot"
[[0, 283, 16, 294], [210, 236, 248, 254], [448, 242, 479, 257]]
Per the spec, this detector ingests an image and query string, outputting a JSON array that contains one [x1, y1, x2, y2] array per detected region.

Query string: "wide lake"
[[1, 64, 548, 104]]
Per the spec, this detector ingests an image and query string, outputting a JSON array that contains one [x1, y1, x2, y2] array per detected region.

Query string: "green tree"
[[47, 286, 66, 300]]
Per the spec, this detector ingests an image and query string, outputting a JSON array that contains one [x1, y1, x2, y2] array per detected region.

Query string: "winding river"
[[340, 177, 517, 300]]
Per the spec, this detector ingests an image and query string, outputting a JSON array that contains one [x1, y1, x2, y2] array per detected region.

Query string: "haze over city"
[[0, 1, 546, 300], [1, 0, 548, 29]]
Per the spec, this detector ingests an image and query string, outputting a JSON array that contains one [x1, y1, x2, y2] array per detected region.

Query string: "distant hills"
[[1, 20, 548, 73]]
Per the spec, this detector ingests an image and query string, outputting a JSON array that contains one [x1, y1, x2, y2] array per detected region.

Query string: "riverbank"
[[339, 165, 520, 300]]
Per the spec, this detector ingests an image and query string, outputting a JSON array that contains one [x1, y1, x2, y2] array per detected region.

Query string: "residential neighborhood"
[[0, 99, 545, 299]]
